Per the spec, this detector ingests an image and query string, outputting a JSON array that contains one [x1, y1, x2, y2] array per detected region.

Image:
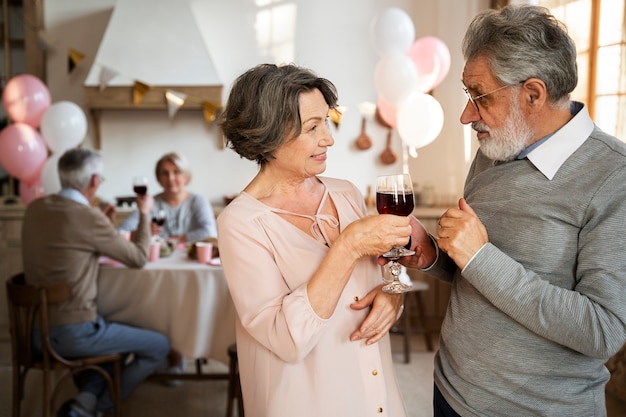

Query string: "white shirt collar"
[[58, 188, 90, 206], [526, 102, 594, 180]]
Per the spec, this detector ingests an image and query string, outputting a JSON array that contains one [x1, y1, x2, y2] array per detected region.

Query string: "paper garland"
[[61, 45, 221, 125], [132, 81, 151, 106], [68, 48, 85, 73], [62, 46, 347, 129]]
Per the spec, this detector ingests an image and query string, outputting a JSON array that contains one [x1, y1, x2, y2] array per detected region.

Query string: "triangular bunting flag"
[[165, 90, 188, 118], [328, 107, 344, 129], [202, 101, 220, 124], [68, 48, 86, 73], [133, 81, 151, 106], [98, 66, 120, 91]]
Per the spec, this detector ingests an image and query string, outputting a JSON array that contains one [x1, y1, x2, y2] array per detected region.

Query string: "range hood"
[[83, 0, 222, 148]]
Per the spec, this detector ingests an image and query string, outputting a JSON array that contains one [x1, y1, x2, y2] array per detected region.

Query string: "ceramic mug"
[[195, 242, 213, 263]]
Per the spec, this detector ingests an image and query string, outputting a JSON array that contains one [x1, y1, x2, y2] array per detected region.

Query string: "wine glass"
[[152, 210, 166, 226], [376, 173, 415, 294], [133, 176, 148, 196]]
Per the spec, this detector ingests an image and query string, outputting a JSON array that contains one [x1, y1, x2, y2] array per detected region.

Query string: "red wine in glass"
[[133, 185, 148, 195], [133, 176, 148, 196], [376, 192, 414, 216], [152, 210, 166, 226]]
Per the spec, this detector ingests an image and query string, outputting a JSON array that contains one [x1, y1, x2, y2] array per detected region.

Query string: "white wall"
[[43, 0, 489, 207]]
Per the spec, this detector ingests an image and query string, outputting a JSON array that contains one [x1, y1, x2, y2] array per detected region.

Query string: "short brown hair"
[[219, 63, 338, 166]]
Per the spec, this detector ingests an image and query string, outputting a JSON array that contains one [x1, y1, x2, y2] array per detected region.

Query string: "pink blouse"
[[217, 176, 407, 417]]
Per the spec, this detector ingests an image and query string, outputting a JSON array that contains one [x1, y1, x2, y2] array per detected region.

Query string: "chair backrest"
[[5, 273, 73, 370]]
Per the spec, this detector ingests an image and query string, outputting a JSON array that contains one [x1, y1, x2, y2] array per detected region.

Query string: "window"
[[536, 0, 626, 141]]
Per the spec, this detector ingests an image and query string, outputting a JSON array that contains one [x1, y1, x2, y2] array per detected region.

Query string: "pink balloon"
[[406, 36, 451, 92], [0, 123, 48, 182], [376, 97, 398, 128], [19, 178, 45, 205], [2, 74, 51, 127]]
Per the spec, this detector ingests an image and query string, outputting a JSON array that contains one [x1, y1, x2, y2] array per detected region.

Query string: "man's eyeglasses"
[[462, 81, 524, 112]]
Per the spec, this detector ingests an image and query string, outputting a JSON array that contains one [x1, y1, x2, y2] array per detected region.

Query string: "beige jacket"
[[22, 194, 151, 326]]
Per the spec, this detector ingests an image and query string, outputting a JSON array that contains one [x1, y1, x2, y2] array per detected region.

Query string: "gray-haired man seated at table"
[[22, 147, 170, 417]]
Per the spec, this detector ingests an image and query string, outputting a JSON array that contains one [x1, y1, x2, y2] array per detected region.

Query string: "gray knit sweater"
[[426, 110, 626, 416]]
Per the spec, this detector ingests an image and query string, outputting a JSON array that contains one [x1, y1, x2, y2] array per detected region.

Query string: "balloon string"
[[402, 142, 409, 174]]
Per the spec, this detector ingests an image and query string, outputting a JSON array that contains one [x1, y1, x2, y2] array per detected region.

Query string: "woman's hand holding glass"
[[337, 214, 412, 261]]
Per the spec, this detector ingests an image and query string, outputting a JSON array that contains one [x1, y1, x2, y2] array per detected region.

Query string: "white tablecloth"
[[97, 249, 235, 364]]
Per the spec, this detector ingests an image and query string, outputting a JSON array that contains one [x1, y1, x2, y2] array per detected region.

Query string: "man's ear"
[[522, 78, 547, 109], [89, 173, 100, 188]]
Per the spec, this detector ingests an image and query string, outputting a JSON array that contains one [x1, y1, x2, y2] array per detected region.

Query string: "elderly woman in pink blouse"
[[217, 63, 411, 417]]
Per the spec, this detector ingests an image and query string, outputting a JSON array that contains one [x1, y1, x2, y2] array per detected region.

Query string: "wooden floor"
[[1, 333, 625, 417]]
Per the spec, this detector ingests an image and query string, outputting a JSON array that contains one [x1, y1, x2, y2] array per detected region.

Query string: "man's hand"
[[100, 202, 116, 222], [378, 216, 437, 270], [437, 198, 488, 269]]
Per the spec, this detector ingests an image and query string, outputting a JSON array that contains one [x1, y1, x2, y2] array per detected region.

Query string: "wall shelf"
[[83, 84, 223, 149]]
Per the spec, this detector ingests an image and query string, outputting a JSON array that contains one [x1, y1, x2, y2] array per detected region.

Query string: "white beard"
[[473, 99, 534, 161]]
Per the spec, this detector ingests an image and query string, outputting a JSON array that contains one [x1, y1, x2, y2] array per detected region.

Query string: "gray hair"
[[219, 63, 338, 166], [155, 152, 192, 182], [462, 5, 577, 104], [57, 148, 103, 190]]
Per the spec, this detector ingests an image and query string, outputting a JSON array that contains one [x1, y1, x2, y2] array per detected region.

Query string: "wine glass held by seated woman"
[[216, 63, 412, 417], [118, 152, 217, 244]]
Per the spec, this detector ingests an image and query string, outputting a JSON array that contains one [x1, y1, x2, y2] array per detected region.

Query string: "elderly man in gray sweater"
[[403, 5, 626, 417]]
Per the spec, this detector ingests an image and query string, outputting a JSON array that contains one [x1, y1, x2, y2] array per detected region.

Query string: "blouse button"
[[372, 369, 378, 376], [377, 407, 383, 413], [354, 296, 359, 301]]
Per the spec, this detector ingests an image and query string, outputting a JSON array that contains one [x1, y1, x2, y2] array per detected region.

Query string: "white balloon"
[[397, 93, 444, 149], [374, 52, 418, 107], [40, 153, 62, 195], [40, 101, 88, 153], [370, 7, 415, 56]]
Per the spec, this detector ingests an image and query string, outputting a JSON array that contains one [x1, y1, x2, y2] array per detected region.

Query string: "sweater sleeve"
[[462, 164, 626, 359], [420, 234, 457, 283], [94, 209, 150, 268], [185, 193, 217, 241]]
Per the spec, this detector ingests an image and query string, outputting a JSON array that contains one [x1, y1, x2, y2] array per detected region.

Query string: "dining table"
[[96, 246, 236, 376]]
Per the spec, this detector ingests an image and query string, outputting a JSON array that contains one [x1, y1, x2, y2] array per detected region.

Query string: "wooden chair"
[[392, 279, 433, 363], [225, 343, 244, 417], [6, 273, 123, 417]]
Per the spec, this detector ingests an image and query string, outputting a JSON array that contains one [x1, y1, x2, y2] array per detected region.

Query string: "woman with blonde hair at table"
[[119, 151, 217, 243], [119, 151, 217, 383]]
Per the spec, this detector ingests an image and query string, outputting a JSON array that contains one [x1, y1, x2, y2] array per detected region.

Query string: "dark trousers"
[[433, 384, 462, 417]]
